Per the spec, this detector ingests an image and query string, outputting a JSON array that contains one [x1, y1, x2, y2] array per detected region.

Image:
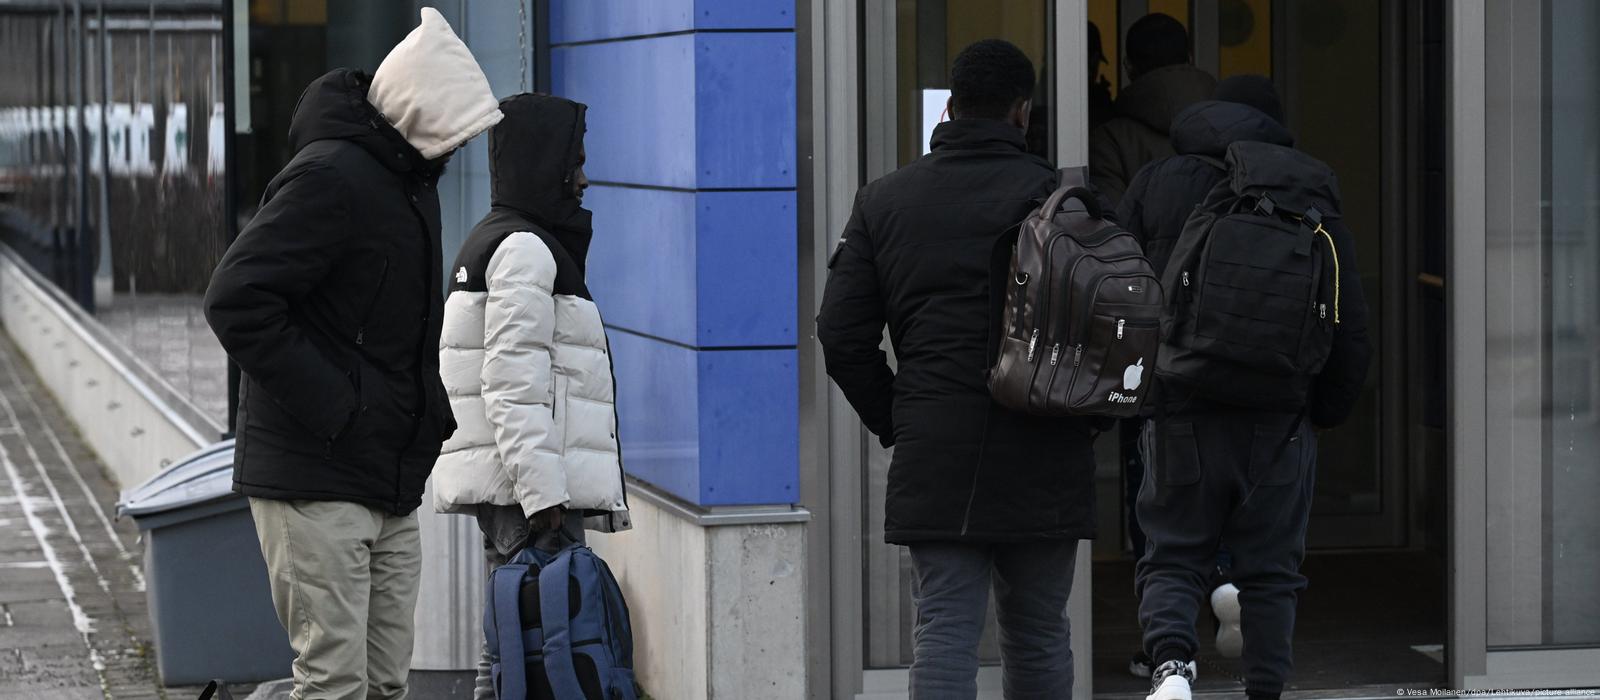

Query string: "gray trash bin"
[[117, 439, 293, 685]]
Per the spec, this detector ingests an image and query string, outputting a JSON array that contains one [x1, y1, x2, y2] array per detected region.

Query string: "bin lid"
[[117, 440, 237, 519]]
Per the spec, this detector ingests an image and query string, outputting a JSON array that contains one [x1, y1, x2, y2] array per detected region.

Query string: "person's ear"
[[945, 95, 957, 121], [1011, 98, 1032, 132]]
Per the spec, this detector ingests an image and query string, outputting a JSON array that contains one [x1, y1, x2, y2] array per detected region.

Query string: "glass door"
[[1451, 0, 1600, 688]]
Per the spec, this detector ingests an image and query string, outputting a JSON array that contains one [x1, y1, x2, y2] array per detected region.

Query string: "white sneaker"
[[1211, 583, 1243, 659], [1146, 659, 1197, 700]]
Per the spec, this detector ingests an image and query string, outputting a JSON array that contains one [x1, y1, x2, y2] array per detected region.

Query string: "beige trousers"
[[250, 498, 421, 700]]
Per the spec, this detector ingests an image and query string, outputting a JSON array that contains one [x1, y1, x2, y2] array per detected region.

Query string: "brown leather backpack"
[[988, 168, 1164, 417]]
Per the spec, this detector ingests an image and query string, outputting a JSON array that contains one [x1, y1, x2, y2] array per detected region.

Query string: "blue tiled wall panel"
[[609, 330, 701, 501], [550, 0, 693, 45], [694, 191, 797, 347], [550, 0, 793, 45], [695, 349, 799, 505], [551, 37, 698, 189], [694, 0, 794, 31], [584, 185, 698, 346], [693, 33, 797, 188]]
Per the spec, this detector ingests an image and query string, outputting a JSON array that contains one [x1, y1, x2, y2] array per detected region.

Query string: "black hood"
[[287, 69, 432, 176], [488, 93, 593, 268], [1169, 100, 1295, 158]]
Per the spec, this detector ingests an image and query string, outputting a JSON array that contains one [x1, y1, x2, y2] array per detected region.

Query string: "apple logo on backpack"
[[1123, 358, 1145, 391]]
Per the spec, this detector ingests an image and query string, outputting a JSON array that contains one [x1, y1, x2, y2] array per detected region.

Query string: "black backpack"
[[1155, 141, 1344, 410], [988, 168, 1164, 417]]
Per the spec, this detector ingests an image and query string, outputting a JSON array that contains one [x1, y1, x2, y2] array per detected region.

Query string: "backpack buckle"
[[1253, 195, 1276, 217], [1303, 206, 1324, 228]]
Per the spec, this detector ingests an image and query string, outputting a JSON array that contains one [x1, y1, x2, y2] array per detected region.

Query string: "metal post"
[[73, 0, 92, 310], [222, 0, 240, 437], [95, 0, 110, 310]]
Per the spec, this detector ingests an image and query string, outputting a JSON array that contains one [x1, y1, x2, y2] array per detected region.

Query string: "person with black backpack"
[[818, 39, 1100, 697], [1119, 76, 1372, 700]]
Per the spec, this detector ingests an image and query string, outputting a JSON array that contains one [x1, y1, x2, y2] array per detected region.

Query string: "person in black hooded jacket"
[[202, 9, 500, 698], [1119, 76, 1373, 700], [818, 39, 1096, 696]]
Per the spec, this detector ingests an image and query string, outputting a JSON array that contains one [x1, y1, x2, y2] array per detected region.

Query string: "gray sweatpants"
[[907, 539, 1079, 700], [1135, 413, 1316, 696]]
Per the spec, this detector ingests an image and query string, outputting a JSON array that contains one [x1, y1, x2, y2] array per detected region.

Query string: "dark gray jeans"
[[475, 506, 588, 700], [1135, 414, 1316, 696], [907, 539, 1079, 700]]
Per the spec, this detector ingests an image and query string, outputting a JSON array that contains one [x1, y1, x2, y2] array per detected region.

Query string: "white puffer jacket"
[[434, 230, 630, 532]]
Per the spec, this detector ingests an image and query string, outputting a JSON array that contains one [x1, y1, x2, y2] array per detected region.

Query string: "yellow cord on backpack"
[[1315, 224, 1341, 324]]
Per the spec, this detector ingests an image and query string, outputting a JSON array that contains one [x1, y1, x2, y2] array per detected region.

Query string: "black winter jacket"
[[1118, 101, 1372, 428], [818, 119, 1100, 544], [205, 69, 456, 514]]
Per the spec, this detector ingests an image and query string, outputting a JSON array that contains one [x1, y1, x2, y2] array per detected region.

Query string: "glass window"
[[1484, 0, 1600, 648], [1542, 0, 1600, 647]]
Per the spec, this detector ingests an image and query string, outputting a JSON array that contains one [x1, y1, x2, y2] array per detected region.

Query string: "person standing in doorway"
[[818, 39, 1099, 698], [204, 9, 501, 698], [1089, 13, 1216, 206], [1127, 77, 1373, 700], [431, 93, 632, 700]]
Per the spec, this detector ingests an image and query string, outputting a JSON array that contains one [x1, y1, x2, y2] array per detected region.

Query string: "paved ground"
[[0, 332, 247, 700], [95, 294, 228, 426]]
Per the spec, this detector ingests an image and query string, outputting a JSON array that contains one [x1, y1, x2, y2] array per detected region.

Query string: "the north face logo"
[[455, 266, 469, 284]]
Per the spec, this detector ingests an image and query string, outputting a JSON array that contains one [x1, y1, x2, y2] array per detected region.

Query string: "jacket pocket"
[[1155, 422, 1202, 487], [552, 372, 570, 458], [1248, 422, 1307, 487], [332, 361, 402, 459], [354, 257, 391, 347]]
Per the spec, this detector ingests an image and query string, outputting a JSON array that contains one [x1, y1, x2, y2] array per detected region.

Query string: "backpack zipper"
[[1117, 319, 1126, 339], [1049, 343, 1061, 366], [1314, 225, 1342, 323], [1026, 329, 1040, 362]]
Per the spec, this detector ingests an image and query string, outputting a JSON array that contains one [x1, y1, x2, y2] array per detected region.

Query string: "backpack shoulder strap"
[[539, 545, 587, 699], [490, 562, 532, 700]]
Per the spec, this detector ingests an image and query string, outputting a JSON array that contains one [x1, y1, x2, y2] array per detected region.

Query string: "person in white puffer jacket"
[[432, 92, 630, 700]]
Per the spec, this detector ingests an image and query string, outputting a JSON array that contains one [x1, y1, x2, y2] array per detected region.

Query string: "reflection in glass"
[[1545, 0, 1600, 646]]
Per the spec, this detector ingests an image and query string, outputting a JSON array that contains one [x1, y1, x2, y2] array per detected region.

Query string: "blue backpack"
[[486, 540, 637, 700]]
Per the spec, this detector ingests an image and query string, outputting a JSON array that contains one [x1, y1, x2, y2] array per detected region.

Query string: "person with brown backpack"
[[818, 39, 1100, 697]]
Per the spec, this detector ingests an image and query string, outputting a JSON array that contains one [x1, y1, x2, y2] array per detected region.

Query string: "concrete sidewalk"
[[0, 332, 243, 700]]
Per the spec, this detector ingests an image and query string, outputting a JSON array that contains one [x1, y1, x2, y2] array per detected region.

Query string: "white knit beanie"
[[368, 7, 503, 160]]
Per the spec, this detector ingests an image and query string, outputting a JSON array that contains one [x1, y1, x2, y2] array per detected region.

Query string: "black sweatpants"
[[1134, 411, 1316, 696]]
